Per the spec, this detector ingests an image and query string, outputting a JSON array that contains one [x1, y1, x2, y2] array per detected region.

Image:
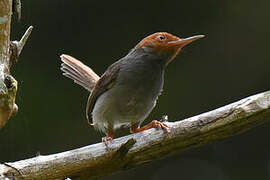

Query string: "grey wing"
[[60, 54, 100, 92]]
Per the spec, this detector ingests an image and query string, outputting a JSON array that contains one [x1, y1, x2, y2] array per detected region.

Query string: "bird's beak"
[[169, 35, 205, 48]]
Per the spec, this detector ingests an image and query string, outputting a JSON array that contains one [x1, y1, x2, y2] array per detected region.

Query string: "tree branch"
[[0, 0, 32, 129], [1, 91, 270, 179]]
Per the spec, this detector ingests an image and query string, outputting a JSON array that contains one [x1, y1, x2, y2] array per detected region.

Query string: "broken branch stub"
[[0, 0, 33, 129]]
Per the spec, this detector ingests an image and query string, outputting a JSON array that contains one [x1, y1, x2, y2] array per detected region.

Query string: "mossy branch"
[[1, 91, 270, 179], [0, 0, 32, 129]]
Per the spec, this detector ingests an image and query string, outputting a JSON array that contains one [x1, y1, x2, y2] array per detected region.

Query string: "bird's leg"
[[102, 126, 114, 142], [130, 120, 168, 134]]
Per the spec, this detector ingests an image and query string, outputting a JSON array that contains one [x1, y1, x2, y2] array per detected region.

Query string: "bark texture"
[[0, 0, 32, 129]]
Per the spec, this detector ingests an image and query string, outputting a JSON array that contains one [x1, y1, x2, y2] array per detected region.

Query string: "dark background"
[[1, 0, 270, 179]]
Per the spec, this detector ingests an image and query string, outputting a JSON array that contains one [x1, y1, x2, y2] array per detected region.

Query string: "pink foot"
[[151, 120, 168, 133], [130, 120, 169, 133], [102, 136, 113, 142]]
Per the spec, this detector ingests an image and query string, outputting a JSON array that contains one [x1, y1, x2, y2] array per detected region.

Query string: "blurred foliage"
[[1, 0, 270, 179]]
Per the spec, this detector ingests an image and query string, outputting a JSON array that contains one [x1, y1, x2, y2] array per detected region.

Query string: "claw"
[[102, 127, 114, 144], [151, 120, 168, 133], [102, 136, 113, 143]]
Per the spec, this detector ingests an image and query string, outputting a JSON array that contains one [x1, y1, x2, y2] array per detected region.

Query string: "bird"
[[60, 32, 204, 142]]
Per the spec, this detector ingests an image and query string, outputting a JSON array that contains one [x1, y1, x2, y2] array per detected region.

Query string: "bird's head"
[[135, 32, 204, 64]]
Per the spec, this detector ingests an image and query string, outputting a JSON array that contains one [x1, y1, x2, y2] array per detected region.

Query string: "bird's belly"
[[92, 84, 159, 133]]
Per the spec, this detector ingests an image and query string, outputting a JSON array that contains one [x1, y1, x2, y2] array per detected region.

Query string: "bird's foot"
[[102, 136, 114, 148], [150, 120, 169, 133], [102, 136, 113, 143], [130, 120, 169, 134], [102, 128, 114, 144]]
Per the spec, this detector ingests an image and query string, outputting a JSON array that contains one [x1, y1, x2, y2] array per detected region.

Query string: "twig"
[[1, 91, 270, 179], [10, 26, 33, 66], [14, 26, 33, 55]]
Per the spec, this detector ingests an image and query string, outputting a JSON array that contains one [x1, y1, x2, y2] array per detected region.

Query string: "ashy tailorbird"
[[60, 32, 204, 142]]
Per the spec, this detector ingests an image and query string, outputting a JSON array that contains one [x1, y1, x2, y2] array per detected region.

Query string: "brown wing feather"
[[86, 63, 120, 125]]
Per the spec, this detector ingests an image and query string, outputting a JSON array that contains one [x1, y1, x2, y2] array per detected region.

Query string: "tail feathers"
[[61, 66, 91, 90], [60, 54, 100, 92]]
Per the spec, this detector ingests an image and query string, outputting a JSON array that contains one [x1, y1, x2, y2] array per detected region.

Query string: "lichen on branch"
[[0, 0, 32, 128]]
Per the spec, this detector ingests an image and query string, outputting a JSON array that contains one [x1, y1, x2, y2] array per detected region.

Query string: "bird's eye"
[[157, 35, 166, 41]]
